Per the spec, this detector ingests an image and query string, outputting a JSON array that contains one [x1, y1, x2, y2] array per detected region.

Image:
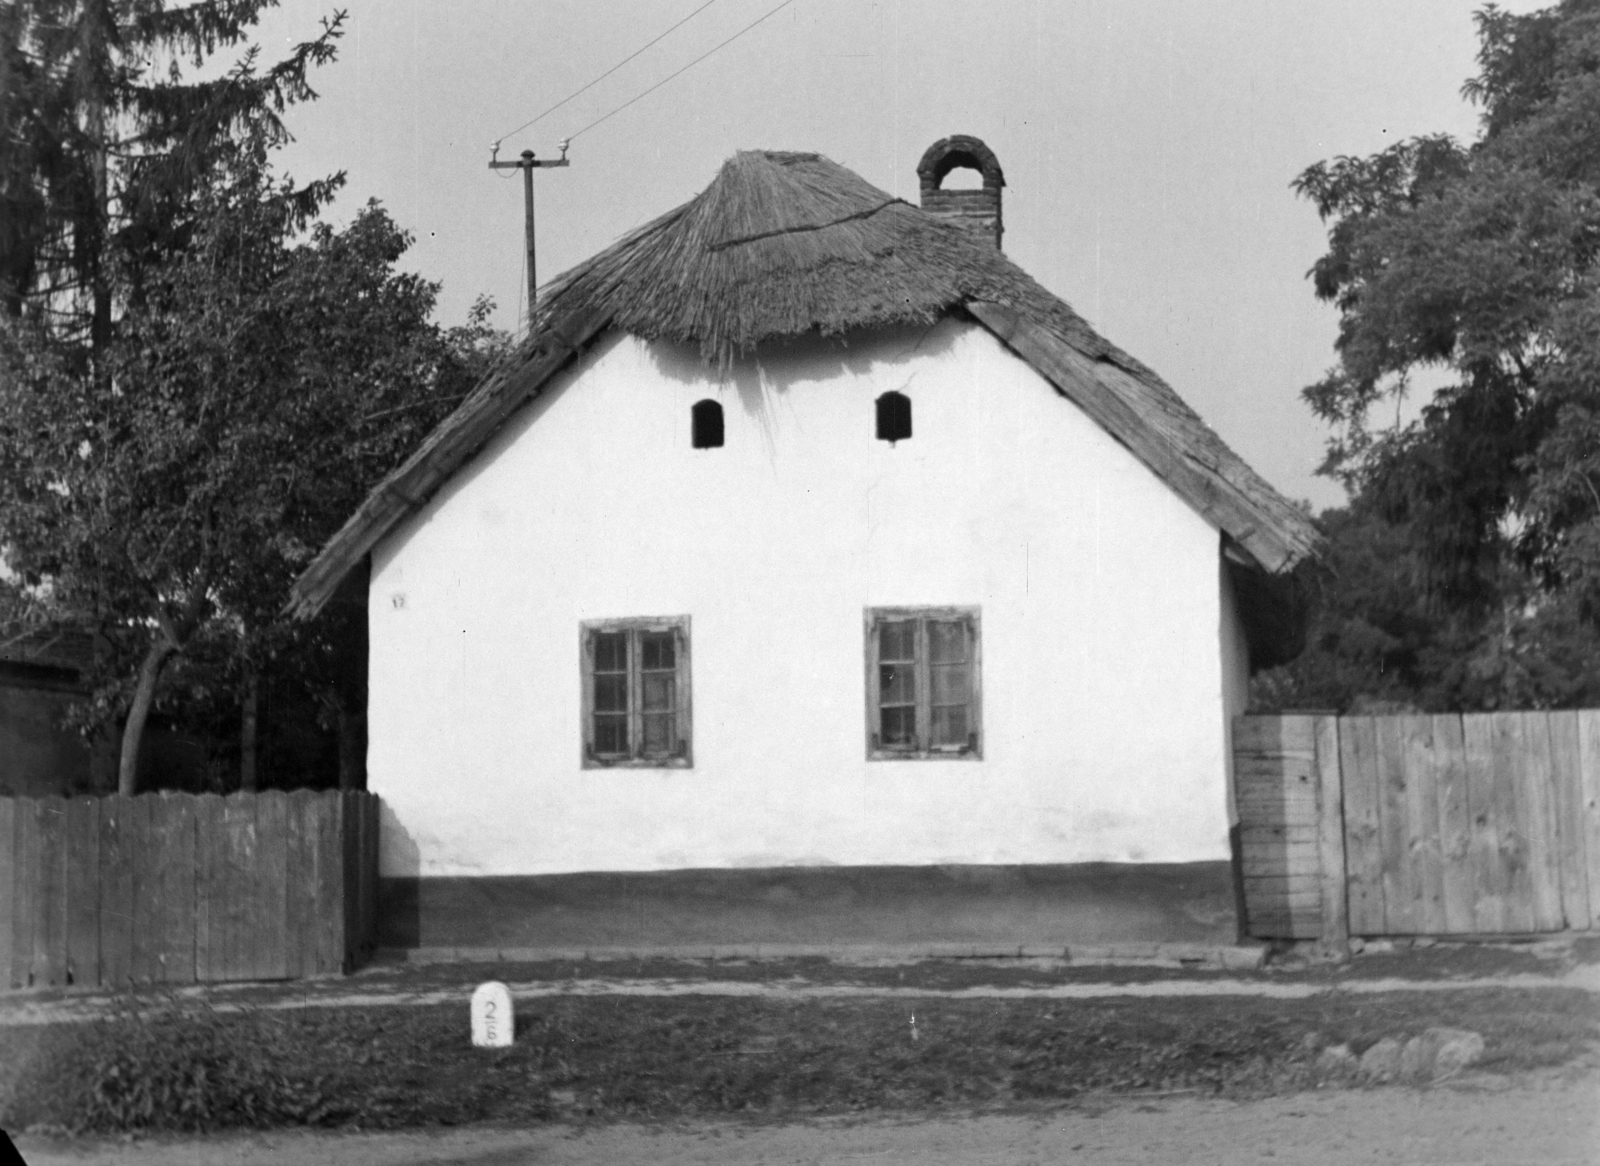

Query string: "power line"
[[568, 0, 797, 142], [493, 0, 723, 149]]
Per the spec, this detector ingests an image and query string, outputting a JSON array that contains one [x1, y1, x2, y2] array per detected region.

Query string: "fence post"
[[341, 791, 359, 972], [1313, 716, 1349, 960], [284, 789, 318, 980], [361, 793, 378, 964], [28, 797, 69, 987], [193, 794, 223, 982], [314, 791, 344, 975], [255, 790, 289, 980], [1519, 712, 1565, 931], [1549, 711, 1591, 929], [1581, 711, 1600, 930], [99, 797, 134, 989], [0, 798, 15, 989], [153, 795, 197, 984], [128, 795, 157, 984], [1340, 718, 1384, 935], [1431, 714, 1474, 933], [63, 797, 100, 988], [219, 795, 260, 982]]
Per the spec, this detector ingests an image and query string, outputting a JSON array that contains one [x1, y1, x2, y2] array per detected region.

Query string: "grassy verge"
[[2, 987, 1594, 1135]]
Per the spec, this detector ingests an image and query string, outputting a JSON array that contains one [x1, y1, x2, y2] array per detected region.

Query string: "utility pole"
[[488, 141, 570, 320]]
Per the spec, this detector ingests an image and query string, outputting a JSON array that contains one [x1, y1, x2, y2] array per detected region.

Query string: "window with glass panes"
[[864, 607, 981, 759], [581, 617, 691, 767]]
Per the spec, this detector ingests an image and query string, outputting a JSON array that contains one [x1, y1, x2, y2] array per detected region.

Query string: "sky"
[[245, 0, 1545, 512]]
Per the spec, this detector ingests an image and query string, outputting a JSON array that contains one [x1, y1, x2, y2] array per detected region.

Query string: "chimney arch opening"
[[937, 165, 986, 190]]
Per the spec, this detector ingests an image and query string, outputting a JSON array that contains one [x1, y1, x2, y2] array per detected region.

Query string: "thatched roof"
[[289, 150, 1319, 619], [535, 149, 1131, 368]]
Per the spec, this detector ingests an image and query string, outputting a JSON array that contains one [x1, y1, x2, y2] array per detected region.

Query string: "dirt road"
[[5, 963, 1598, 1029], [13, 1068, 1597, 1166]]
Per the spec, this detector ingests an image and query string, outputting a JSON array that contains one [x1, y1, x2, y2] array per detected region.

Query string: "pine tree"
[[0, 1, 343, 360]]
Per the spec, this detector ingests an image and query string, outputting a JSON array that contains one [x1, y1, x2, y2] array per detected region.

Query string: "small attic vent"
[[876, 391, 912, 444], [692, 399, 724, 448], [917, 135, 1005, 250]]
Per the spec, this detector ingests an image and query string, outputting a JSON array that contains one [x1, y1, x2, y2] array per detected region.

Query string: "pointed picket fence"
[[0, 789, 378, 989]]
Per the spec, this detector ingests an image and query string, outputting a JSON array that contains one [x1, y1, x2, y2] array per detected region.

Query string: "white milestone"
[[470, 981, 514, 1048]]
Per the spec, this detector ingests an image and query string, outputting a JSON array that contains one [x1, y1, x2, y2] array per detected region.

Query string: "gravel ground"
[[7, 967, 1600, 1028]]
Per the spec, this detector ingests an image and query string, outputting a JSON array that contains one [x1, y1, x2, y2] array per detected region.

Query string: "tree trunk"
[[118, 638, 176, 796], [89, 726, 118, 795], [239, 662, 259, 792], [88, 93, 111, 362], [116, 577, 210, 797], [88, 628, 118, 793]]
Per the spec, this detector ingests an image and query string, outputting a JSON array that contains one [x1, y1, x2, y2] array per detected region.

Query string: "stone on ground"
[[1359, 1037, 1403, 1082], [1364, 1028, 1484, 1084]]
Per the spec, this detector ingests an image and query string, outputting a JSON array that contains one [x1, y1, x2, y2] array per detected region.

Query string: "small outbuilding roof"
[[0, 623, 93, 680], [289, 149, 1320, 619]]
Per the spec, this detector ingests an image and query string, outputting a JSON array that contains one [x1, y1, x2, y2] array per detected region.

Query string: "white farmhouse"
[[293, 137, 1318, 955]]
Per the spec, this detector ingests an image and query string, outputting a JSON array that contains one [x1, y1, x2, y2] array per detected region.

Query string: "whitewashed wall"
[[369, 319, 1239, 877]]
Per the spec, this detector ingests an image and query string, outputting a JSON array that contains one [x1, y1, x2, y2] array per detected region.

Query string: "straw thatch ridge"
[[288, 150, 1319, 619], [532, 149, 1143, 371]]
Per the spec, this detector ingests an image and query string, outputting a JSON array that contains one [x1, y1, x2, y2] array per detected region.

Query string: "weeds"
[[8, 992, 340, 1134], [2, 986, 1593, 1135]]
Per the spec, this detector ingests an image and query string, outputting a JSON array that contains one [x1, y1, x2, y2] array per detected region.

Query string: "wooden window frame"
[[580, 615, 693, 769], [864, 606, 982, 760]]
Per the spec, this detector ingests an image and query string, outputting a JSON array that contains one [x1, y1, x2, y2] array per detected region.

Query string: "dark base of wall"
[[379, 861, 1237, 953]]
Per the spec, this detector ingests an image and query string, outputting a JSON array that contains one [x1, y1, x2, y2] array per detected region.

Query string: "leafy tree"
[[1252, 500, 1600, 712], [0, 151, 503, 793], [1275, 0, 1600, 711], [0, 2, 506, 793]]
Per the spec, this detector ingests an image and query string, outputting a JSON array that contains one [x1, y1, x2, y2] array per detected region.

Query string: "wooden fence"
[[0, 790, 378, 989], [1235, 712, 1600, 949]]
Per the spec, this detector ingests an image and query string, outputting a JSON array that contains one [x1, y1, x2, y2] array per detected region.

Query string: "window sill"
[[867, 748, 982, 762], [583, 756, 694, 770]]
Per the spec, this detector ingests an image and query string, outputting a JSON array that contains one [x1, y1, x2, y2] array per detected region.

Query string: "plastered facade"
[[369, 318, 1245, 877]]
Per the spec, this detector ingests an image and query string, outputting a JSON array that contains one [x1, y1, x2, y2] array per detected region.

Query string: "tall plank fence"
[[1235, 712, 1600, 950], [0, 790, 378, 989]]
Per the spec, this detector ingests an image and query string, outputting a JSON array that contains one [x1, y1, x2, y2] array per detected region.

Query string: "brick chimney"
[[917, 135, 1005, 250]]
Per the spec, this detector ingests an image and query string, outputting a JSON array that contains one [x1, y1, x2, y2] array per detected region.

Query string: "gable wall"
[[370, 318, 1234, 877]]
